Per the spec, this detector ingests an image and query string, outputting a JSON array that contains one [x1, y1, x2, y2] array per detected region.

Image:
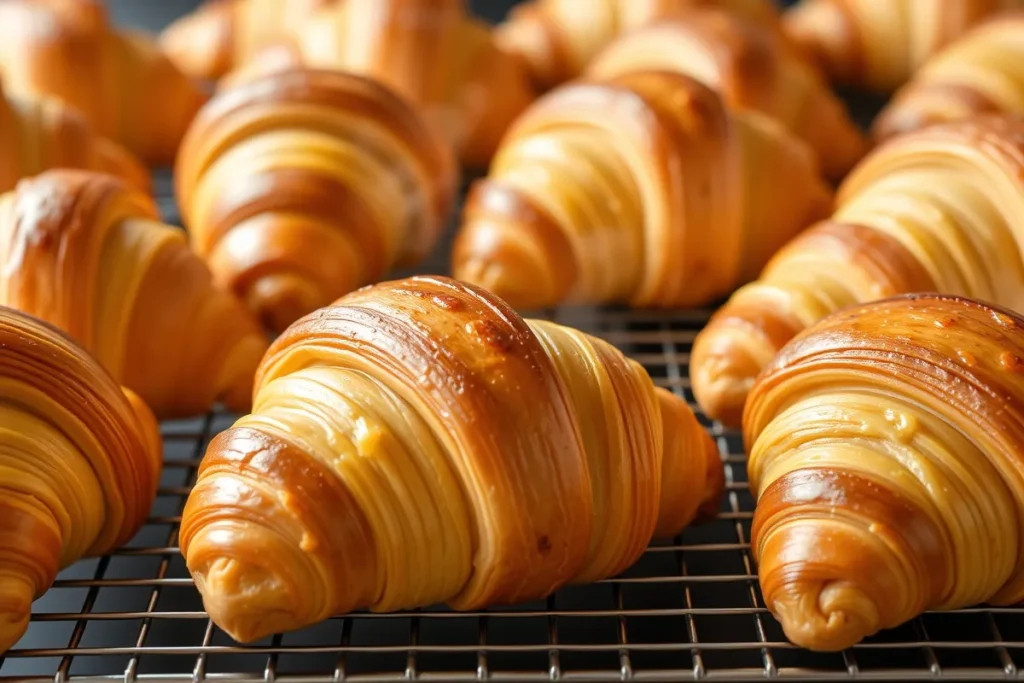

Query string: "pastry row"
[[0, 0, 1023, 662]]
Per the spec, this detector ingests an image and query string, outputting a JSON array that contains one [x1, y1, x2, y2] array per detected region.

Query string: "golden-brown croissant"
[[496, 0, 782, 92], [747, 293, 1024, 651], [166, 0, 535, 169], [0, 306, 161, 653], [783, 0, 1023, 93], [690, 114, 1024, 427], [452, 69, 832, 311], [0, 170, 268, 418], [0, 0, 209, 164], [160, 0, 336, 82], [179, 275, 723, 644], [873, 11, 1024, 141], [0, 76, 150, 194], [175, 68, 458, 334], [586, 9, 865, 181]]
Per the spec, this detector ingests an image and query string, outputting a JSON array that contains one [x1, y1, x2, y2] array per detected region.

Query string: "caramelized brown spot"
[[470, 319, 515, 353], [537, 535, 551, 554], [431, 294, 465, 311], [1001, 351, 1024, 373]]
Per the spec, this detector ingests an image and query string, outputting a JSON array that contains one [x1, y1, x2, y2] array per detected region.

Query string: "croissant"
[[0, 170, 268, 418], [586, 9, 865, 181], [0, 76, 149, 194], [160, 0, 336, 82], [747, 293, 1024, 651], [175, 68, 458, 334], [0, 307, 161, 653], [496, 0, 782, 92], [0, 0, 209, 164], [690, 114, 1024, 427], [167, 0, 534, 169], [783, 0, 1022, 93], [179, 275, 723, 643], [452, 69, 832, 311], [873, 11, 1024, 141]]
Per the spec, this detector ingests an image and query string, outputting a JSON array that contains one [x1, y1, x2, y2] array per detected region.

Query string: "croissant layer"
[[453, 69, 831, 310], [0, 170, 268, 418], [747, 294, 1024, 651], [0, 307, 161, 653], [691, 114, 1024, 427], [176, 68, 458, 334], [0, 0, 208, 164], [180, 276, 722, 643]]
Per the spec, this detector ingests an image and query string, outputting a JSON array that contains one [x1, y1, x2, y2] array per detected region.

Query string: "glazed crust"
[[746, 293, 1024, 651], [180, 276, 723, 643], [0, 307, 161, 653]]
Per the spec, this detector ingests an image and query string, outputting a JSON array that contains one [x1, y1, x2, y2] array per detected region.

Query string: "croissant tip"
[[771, 580, 882, 652], [690, 358, 754, 430], [0, 581, 34, 653]]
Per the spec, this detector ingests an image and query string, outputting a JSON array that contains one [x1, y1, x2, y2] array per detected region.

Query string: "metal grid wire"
[[0, 173, 1022, 682]]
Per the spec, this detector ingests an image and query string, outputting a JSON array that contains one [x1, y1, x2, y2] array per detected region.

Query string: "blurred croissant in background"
[[180, 276, 723, 644], [783, 0, 1023, 92], [453, 69, 832, 310], [0, 0, 208, 164], [586, 8, 865, 181], [0, 76, 149, 194], [873, 10, 1024, 141], [691, 114, 1024, 427], [497, 0, 781, 92], [0, 307, 161, 653], [176, 68, 458, 334], [747, 294, 1024, 651], [161, 0, 335, 81], [0, 170, 268, 418], [165, 0, 535, 168]]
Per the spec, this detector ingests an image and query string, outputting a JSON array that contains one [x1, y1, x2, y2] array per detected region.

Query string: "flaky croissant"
[[0, 307, 161, 653], [586, 9, 865, 181], [0, 170, 268, 418], [176, 68, 458, 334], [747, 293, 1024, 651], [180, 276, 723, 643], [873, 11, 1024, 141], [783, 0, 1022, 93], [0, 76, 149, 194], [496, 0, 781, 92], [161, 0, 336, 82], [0, 0, 208, 164], [691, 114, 1024, 427], [452, 69, 832, 310]]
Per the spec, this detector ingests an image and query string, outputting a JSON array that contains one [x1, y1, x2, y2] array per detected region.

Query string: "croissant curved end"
[[92, 137, 151, 195], [770, 580, 881, 652], [689, 351, 758, 430], [160, 1, 234, 82], [0, 575, 33, 653], [245, 273, 326, 335]]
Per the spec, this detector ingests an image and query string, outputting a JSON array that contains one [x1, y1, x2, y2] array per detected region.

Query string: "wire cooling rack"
[[0, 170, 1021, 683]]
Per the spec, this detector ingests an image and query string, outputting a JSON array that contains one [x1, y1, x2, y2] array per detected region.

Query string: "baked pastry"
[[783, 0, 1022, 92], [873, 10, 1024, 141], [0, 307, 161, 653], [747, 293, 1024, 651], [690, 114, 1024, 427], [166, 0, 535, 168], [0, 76, 149, 193], [586, 8, 865, 181], [180, 275, 724, 643], [161, 0, 335, 81], [0, 0, 209, 164], [175, 68, 458, 333], [0, 170, 268, 418], [497, 0, 781, 92], [452, 69, 832, 310]]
